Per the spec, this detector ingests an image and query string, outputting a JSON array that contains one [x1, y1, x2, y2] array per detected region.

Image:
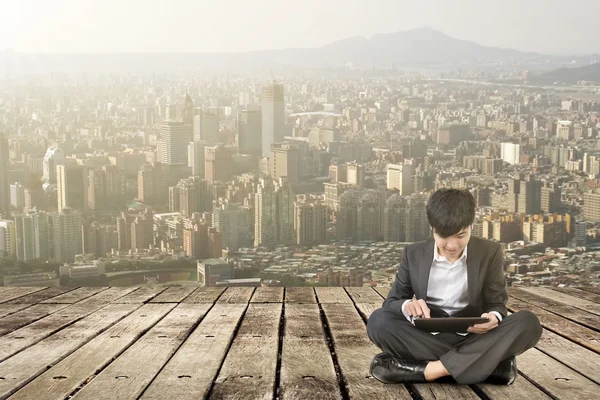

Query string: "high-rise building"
[[0, 132, 9, 215], [116, 207, 154, 253], [188, 141, 206, 177], [583, 191, 600, 222], [88, 165, 126, 211], [261, 83, 285, 157], [384, 194, 429, 242], [179, 93, 194, 125], [52, 207, 83, 263], [269, 143, 300, 186], [0, 219, 16, 256], [169, 177, 213, 217], [14, 209, 51, 261], [522, 214, 568, 248], [541, 184, 562, 214], [212, 202, 252, 251], [205, 145, 233, 183], [387, 164, 413, 195], [57, 164, 88, 213], [42, 146, 65, 184], [183, 221, 210, 260], [437, 124, 470, 144], [357, 190, 387, 242], [254, 180, 295, 247], [324, 182, 354, 211], [294, 200, 328, 246], [329, 164, 347, 183], [138, 163, 168, 205], [161, 121, 192, 165], [517, 178, 542, 215], [201, 108, 220, 144], [10, 182, 26, 212], [346, 163, 365, 187], [336, 188, 363, 242], [238, 109, 262, 159], [500, 143, 521, 165]]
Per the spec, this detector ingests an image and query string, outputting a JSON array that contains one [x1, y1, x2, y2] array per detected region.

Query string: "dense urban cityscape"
[[0, 61, 600, 291]]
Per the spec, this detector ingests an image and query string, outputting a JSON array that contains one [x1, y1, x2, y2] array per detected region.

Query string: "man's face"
[[432, 226, 472, 260]]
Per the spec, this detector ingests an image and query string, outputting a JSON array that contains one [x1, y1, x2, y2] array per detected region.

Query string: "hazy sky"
[[1, 0, 597, 55]]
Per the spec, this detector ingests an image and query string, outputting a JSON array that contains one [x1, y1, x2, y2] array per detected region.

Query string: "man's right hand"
[[405, 299, 431, 319]]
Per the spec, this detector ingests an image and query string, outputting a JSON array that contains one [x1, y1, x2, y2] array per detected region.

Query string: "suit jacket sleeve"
[[382, 245, 414, 312], [483, 243, 508, 318]]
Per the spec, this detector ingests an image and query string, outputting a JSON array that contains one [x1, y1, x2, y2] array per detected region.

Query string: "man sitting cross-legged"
[[367, 188, 542, 385]]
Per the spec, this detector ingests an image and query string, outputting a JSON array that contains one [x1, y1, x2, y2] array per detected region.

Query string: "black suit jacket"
[[383, 236, 508, 318]]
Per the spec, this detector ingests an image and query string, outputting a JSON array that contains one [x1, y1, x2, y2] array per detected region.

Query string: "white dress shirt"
[[401, 244, 502, 335]]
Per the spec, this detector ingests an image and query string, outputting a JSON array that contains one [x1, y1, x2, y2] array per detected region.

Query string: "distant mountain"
[[0, 28, 587, 74], [530, 62, 600, 84]]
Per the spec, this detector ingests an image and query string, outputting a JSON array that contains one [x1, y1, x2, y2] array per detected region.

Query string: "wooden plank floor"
[[0, 285, 598, 399]]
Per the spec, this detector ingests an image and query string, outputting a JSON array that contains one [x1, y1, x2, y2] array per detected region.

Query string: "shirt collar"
[[433, 243, 468, 263]]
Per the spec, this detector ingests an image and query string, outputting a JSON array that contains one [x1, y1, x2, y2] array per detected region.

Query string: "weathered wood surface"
[[147, 286, 196, 303], [549, 286, 600, 304], [0, 287, 45, 303], [279, 303, 341, 400], [250, 286, 284, 303], [520, 286, 600, 316], [1, 285, 599, 400], [69, 303, 211, 400], [284, 287, 316, 303], [210, 303, 282, 399], [0, 303, 141, 399], [140, 303, 246, 399], [182, 286, 226, 303]]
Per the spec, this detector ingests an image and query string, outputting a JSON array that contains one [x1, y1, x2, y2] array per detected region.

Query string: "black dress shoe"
[[370, 352, 428, 384], [485, 356, 517, 385]]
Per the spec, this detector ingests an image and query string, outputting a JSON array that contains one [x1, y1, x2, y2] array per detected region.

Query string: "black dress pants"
[[367, 307, 542, 384]]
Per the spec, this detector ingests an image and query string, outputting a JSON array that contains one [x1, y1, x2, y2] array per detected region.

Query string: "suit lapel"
[[418, 240, 435, 300], [466, 241, 480, 304]]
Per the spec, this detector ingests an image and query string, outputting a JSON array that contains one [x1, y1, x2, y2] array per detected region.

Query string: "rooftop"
[[0, 285, 598, 399]]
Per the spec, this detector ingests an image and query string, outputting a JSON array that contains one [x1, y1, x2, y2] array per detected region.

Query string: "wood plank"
[[111, 286, 167, 303], [182, 286, 225, 303], [0, 304, 69, 336], [0, 303, 143, 400], [551, 287, 600, 304], [579, 286, 600, 296], [41, 287, 108, 303], [345, 287, 386, 304], [532, 327, 600, 385], [210, 303, 282, 399], [279, 303, 342, 400], [508, 298, 600, 354], [140, 303, 246, 399], [68, 303, 211, 400], [515, 342, 600, 399], [509, 288, 600, 331], [147, 286, 196, 303], [315, 287, 352, 303], [3, 287, 75, 304], [373, 286, 391, 299], [354, 302, 550, 399], [216, 286, 255, 303], [0, 287, 46, 304], [250, 286, 284, 303], [8, 303, 175, 400], [321, 303, 411, 399], [521, 286, 600, 316], [0, 304, 30, 319], [0, 288, 138, 361], [285, 287, 316, 303], [478, 377, 551, 400]]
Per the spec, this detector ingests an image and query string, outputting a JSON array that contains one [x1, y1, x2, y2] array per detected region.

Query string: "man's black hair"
[[426, 188, 475, 238]]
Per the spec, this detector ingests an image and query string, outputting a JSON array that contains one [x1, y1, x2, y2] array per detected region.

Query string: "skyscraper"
[[187, 141, 205, 178], [0, 132, 10, 215], [254, 179, 295, 247], [193, 108, 220, 144], [346, 163, 365, 187], [294, 200, 328, 246], [52, 207, 83, 263], [0, 219, 16, 256], [238, 109, 262, 159], [57, 164, 88, 213], [161, 121, 192, 165], [261, 83, 285, 157], [212, 202, 252, 250], [42, 146, 65, 184], [269, 143, 300, 186], [518, 178, 542, 215], [387, 164, 413, 195], [205, 145, 233, 183], [14, 209, 51, 261]]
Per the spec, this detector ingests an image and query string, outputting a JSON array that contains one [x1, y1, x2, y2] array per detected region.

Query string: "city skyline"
[[2, 0, 600, 55]]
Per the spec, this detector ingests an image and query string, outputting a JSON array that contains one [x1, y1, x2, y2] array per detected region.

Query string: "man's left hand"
[[467, 313, 499, 334]]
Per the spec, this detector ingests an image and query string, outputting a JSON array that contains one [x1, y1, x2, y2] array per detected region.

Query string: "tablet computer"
[[414, 317, 489, 332]]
